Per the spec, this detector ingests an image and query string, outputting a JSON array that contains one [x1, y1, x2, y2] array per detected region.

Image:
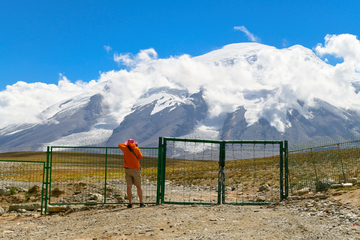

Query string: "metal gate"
[[159, 138, 288, 205], [40, 138, 288, 212], [43, 146, 159, 212]]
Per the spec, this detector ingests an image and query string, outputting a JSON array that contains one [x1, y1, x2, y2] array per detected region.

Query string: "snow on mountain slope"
[[38, 128, 113, 151], [0, 93, 113, 153], [36, 92, 119, 149], [178, 123, 220, 140], [134, 87, 192, 115], [0, 123, 36, 136], [193, 42, 270, 65], [38, 94, 94, 121], [106, 87, 208, 148]]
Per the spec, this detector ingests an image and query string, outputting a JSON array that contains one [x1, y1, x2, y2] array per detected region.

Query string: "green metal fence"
[[43, 146, 159, 212], [288, 133, 360, 194], [159, 138, 288, 205], [4, 133, 360, 214], [16, 133, 360, 212], [0, 160, 45, 215]]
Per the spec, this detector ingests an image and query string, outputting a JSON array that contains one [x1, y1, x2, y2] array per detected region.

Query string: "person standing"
[[118, 139, 145, 208]]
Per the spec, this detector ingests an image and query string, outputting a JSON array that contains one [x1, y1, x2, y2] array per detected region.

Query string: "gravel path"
[[1, 194, 360, 240]]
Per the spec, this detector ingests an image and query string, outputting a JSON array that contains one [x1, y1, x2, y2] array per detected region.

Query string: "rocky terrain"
[[1, 189, 360, 240]]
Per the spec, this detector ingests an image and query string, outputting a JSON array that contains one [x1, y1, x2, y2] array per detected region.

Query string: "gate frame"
[[41, 138, 288, 213], [158, 138, 288, 205]]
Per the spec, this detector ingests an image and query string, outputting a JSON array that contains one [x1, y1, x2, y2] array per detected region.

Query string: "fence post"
[[218, 141, 226, 204], [40, 161, 45, 215], [280, 142, 284, 201], [284, 140, 289, 199], [104, 148, 108, 204], [44, 146, 50, 214], [157, 137, 163, 205], [161, 138, 167, 204]]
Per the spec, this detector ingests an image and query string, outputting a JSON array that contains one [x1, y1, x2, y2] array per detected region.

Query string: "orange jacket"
[[118, 143, 143, 170]]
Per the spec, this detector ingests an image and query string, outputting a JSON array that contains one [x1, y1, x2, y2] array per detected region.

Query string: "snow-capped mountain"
[[0, 93, 114, 152], [1, 41, 360, 152], [106, 87, 208, 147]]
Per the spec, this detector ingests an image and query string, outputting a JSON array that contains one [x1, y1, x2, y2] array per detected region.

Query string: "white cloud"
[[104, 45, 112, 53], [234, 26, 260, 42], [113, 48, 158, 67], [0, 76, 99, 128], [113, 53, 134, 66], [1, 34, 360, 133], [315, 34, 360, 61], [315, 34, 360, 72]]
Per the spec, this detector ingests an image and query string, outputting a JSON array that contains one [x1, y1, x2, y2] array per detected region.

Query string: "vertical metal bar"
[[157, 137, 163, 205], [284, 140, 289, 199], [161, 138, 167, 204], [218, 141, 225, 204], [49, 147, 54, 206], [280, 142, 284, 201], [44, 146, 50, 214], [221, 141, 226, 204], [40, 161, 45, 215], [217, 154, 222, 204], [104, 148, 108, 204]]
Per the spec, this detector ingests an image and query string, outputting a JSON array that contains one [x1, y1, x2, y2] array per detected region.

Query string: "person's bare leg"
[[136, 185, 143, 203], [127, 185, 133, 204]]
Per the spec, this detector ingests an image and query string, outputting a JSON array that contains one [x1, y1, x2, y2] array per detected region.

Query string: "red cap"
[[125, 139, 138, 145]]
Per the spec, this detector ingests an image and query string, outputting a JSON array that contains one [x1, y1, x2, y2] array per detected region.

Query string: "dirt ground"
[[330, 189, 360, 206], [1, 189, 360, 240]]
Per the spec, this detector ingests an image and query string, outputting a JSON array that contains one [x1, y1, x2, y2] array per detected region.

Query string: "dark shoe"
[[127, 204, 132, 208], [140, 203, 146, 208]]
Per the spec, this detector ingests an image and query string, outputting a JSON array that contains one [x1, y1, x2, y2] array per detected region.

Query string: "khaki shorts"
[[125, 168, 142, 186]]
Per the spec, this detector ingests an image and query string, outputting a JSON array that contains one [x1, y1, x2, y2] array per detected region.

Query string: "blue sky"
[[1, 0, 359, 91]]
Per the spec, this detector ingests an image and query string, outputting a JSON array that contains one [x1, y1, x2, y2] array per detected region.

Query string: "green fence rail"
[[0, 160, 45, 215], [159, 138, 288, 205], [288, 133, 360, 194]]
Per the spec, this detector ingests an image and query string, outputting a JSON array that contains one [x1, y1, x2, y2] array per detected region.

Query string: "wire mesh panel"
[[0, 160, 45, 213], [48, 146, 158, 206], [289, 136, 360, 194], [162, 138, 286, 205], [224, 142, 282, 204], [162, 139, 221, 205]]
